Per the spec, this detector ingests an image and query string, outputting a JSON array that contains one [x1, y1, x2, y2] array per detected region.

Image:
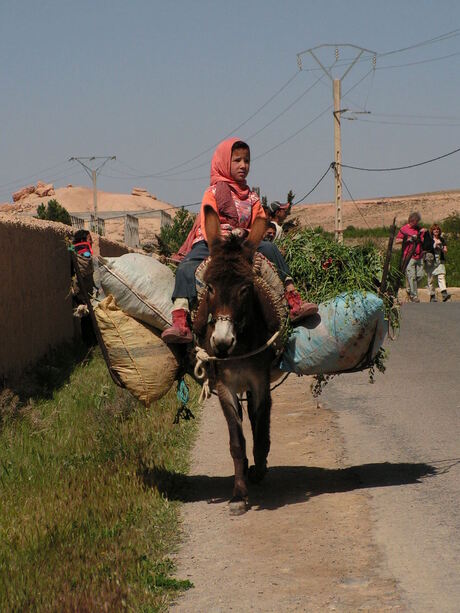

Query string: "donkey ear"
[[204, 205, 222, 253], [244, 217, 267, 254]]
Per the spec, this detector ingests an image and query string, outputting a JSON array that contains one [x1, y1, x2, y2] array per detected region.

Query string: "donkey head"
[[193, 206, 278, 358]]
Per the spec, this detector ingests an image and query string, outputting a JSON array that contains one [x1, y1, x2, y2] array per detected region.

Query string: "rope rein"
[[194, 329, 281, 403]]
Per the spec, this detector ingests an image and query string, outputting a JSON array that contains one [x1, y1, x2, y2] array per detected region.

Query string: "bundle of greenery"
[[279, 228, 385, 306]]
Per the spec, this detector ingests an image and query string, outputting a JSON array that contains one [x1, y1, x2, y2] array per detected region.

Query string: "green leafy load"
[[279, 229, 384, 305]]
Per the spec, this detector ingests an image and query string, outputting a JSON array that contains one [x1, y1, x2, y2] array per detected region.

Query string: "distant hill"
[[292, 189, 460, 231], [0, 185, 178, 244]]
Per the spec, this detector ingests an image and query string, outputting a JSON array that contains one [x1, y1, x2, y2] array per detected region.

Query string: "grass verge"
[[0, 346, 199, 612]]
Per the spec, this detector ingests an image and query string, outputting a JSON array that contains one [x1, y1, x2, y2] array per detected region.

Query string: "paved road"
[[323, 302, 460, 612]]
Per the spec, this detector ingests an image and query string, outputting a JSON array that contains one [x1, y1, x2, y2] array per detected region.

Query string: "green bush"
[[157, 208, 195, 257], [442, 211, 460, 239], [343, 225, 393, 238], [445, 238, 460, 286], [36, 199, 72, 226]]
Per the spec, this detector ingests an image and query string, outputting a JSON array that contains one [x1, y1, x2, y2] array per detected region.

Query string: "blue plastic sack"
[[279, 291, 386, 375]]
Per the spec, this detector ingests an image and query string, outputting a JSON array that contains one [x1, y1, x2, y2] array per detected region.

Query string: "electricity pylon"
[[69, 156, 116, 233], [297, 45, 376, 242]]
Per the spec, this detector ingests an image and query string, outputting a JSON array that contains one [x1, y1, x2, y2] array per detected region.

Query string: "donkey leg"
[[247, 377, 272, 484], [216, 383, 249, 515]]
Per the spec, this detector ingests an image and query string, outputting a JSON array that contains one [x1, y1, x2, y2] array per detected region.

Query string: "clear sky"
[[1, 0, 460, 212]]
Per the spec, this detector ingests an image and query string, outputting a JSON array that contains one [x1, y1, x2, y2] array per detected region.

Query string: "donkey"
[[193, 205, 282, 515]]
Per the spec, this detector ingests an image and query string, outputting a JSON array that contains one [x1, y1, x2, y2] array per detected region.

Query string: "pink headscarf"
[[210, 137, 250, 201], [172, 138, 251, 260]]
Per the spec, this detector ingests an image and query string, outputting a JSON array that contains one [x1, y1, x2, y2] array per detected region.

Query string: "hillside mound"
[[292, 189, 460, 231], [0, 185, 177, 244]]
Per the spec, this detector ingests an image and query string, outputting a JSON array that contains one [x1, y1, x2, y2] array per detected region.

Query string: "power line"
[[144, 69, 301, 177], [252, 68, 377, 162], [340, 175, 372, 229], [0, 161, 70, 191], [293, 164, 333, 204], [371, 112, 460, 120], [378, 28, 460, 58], [245, 74, 325, 140], [134, 164, 337, 216], [339, 144, 460, 172], [376, 50, 460, 70], [0, 167, 84, 201], [351, 117, 460, 127], [299, 29, 460, 72], [106, 72, 325, 181]]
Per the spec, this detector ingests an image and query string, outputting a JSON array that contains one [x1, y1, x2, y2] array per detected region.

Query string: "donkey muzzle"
[[210, 317, 236, 357]]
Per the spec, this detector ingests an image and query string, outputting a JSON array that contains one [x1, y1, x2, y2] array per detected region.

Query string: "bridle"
[[193, 328, 281, 402], [207, 313, 233, 325]]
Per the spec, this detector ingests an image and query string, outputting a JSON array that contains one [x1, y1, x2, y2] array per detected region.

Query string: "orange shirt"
[[195, 186, 266, 244]]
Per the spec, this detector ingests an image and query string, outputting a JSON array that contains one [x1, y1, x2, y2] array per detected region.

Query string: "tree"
[[36, 199, 72, 226], [157, 207, 195, 256], [261, 195, 268, 208], [442, 211, 460, 239]]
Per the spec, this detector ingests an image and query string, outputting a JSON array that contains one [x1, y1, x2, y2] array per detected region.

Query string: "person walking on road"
[[423, 223, 452, 302], [396, 212, 426, 303]]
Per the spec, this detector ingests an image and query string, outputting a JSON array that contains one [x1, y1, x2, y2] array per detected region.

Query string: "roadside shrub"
[[343, 225, 393, 238], [157, 207, 195, 257], [36, 199, 72, 226], [442, 211, 460, 239], [445, 237, 460, 286]]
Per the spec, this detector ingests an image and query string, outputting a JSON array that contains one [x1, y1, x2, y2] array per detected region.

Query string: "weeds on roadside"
[[0, 348, 199, 612]]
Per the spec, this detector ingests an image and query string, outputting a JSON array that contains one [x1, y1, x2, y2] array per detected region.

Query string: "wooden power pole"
[[296, 44, 376, 243]]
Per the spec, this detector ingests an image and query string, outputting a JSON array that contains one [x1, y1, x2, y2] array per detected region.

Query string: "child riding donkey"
[[161, 138, 317, 344]]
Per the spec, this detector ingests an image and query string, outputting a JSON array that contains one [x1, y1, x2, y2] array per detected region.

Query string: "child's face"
[[230, 148, 250, 182]]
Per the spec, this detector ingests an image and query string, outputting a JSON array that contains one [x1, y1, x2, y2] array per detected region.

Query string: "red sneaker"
[[285, 290, 318, 323], [161, 309, 193, 344]]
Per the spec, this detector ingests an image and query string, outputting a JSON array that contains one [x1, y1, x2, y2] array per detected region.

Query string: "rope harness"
[[194, 329, 281, 403]]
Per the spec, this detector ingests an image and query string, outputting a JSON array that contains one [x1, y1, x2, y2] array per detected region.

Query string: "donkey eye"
[[207, 284, 215, 295], [239, 285, 250, 298]]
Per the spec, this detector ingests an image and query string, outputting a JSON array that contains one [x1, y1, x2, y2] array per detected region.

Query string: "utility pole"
[[69, 156, 116, 234], [333, 79, 342, 242], [297, 44, 376, 243]]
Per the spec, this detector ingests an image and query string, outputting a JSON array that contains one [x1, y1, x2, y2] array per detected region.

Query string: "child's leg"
[[172, 241, 210, 303], [257, 241, 290, 282], [257, 241, 317, 321], [162, 241, 210, 343]]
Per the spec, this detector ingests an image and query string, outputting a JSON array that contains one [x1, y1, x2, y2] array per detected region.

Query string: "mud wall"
[[98, 235, 133, 257], [0, 215, 132, 380], [0, 215, 74, 380]]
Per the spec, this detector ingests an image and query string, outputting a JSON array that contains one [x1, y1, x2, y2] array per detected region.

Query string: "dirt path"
[[172, 376, 405, 612]]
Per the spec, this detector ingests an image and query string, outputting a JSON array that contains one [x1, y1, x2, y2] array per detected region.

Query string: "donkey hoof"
[[229, 496, 249, 516], [248, 464, 267, 484]]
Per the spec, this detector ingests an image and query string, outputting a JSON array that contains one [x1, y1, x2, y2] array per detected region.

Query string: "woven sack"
[[99, 253, 174, 331], [94, 295, 178, 405]]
